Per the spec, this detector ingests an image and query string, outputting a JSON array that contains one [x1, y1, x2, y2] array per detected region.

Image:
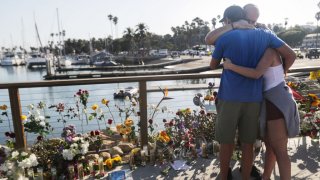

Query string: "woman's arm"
[[223, 48, 277, 79], [205, 20, 254, 45]]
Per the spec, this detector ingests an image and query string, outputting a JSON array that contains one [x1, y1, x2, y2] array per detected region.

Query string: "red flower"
[[200, 110, 205, 115], [37, 136, 43, 141], [90, 131, 95, 136], [148, 119, 153, 124], [163, 119, 167, 123], [107, 119, 113, 125], [95, 130, 100, 135], [9, 132, 15, 138], [137, 112, 141, 116], [5, 132, 10, 137]]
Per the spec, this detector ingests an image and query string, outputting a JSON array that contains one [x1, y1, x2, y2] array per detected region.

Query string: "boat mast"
[[33, 13, 43, 49]]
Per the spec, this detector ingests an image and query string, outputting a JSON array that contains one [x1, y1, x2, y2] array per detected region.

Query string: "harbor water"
[[0, 65, 216, 144]]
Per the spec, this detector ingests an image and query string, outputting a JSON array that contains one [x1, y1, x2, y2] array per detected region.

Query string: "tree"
[[135, 23, 148, 49], [123, 27, 135, 52], [113, 16, 118, 38], [108, 14, 114, 38]]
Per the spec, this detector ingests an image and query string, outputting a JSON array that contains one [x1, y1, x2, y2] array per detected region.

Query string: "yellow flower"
[[164, 87, 168, 97], [0, 105, 7, 111], [131, 148, 141, 155], [186, 108, 192, 114], [105, 158, 114, 169], [112, 155, 122, 163], [21, 115, 27, 121], [317, 70, 320, 78], [91, 104, 99, 111], [116, 124, 123, 133], [309, 71, 317, 80], [124, 118, 134, 127], [101, 98, 110, 105]]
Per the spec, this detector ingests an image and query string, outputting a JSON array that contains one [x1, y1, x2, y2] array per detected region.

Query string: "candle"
[[68, 165, 75, 180], [88, 160, 95, 176], [201, 143, 208, 158], [149, 149, 156, 165], [140, 150, 146, 166], [98, 157, 105, 175], [143, 145, 148, 156], [37, 167, 44, 180], [51, 167, 57, 180], [77, 164, 84, 180], [27, 168, 34, 179], [157, 149, 164, 164]]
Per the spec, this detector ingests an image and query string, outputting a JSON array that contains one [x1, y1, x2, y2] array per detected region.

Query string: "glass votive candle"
[[37, 167, 44, 180], [77, 163, 84, 180], [68, 164, 75, 180], [98, 157, 105, 175]]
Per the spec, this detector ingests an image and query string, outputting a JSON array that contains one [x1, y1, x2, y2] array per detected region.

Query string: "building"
[[301, 33, 320, 48]]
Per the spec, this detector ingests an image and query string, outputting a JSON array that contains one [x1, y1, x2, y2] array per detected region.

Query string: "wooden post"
[[139, 81, 148, 147], [8, 88, 26, 150]]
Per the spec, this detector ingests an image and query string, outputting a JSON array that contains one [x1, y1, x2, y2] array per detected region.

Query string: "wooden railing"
[[0, 66, 319, 149]]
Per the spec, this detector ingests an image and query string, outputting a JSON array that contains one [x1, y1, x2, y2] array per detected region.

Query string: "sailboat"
[[1, 50, 25, 66]]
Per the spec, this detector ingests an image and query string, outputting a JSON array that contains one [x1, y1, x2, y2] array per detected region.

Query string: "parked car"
[[305, 48, 320, 59], [292, 48, 304, 59]]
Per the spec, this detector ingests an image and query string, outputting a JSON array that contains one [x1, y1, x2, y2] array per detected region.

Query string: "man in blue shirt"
[[210, 5, 296, 180]]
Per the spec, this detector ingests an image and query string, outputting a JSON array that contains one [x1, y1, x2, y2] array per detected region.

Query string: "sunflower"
[[124, 118, 134, 127], [21, 115, 27, 121], [105, 158, 114, 169], [91, 104, 99, 110], [0, 104, 7, 110], [101, 98, 110, 105]]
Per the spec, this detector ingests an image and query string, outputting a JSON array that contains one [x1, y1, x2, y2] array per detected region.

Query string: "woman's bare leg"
[[262, 136, 276, 179], [267, 118, 290, 180]]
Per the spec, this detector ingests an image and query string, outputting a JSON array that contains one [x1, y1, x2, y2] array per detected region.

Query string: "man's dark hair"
[[219, 5, 245, 23]]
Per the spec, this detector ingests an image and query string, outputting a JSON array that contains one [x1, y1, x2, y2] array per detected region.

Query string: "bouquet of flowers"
[[23, 102, 53, 137], [0, 149, 38, 178]]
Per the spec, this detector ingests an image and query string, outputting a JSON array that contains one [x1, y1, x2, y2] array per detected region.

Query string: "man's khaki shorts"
[[215, 100, 260, 144]]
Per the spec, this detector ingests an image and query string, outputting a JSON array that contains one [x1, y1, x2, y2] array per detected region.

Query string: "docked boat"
[[93, 60, 118, 66], [26, 52, 48, 68], [114, 86, 138, 99], [1, 52, 25, 66]]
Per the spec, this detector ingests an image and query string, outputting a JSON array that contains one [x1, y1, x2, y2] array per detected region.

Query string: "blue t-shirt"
[[212, 28, 284, 102]]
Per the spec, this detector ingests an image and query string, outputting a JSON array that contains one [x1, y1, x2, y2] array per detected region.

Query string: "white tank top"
[[263, 64, 284, 91]]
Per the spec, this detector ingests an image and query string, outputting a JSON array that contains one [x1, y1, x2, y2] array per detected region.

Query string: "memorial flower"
[[23, 102, 53, 137]]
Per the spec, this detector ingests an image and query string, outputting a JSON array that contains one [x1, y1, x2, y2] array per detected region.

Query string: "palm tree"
[[211, 18, 217, 29], [113, 16, 118, 39], [108, 14, 114, 38], [123, 27, 134, 52], [135, 23, 148, 49]]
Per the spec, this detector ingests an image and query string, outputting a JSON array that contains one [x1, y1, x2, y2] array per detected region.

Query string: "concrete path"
[[110, 137, 319, 180]]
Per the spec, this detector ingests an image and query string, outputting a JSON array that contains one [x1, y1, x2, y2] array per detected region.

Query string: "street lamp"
[[315, 12, 320, 49]]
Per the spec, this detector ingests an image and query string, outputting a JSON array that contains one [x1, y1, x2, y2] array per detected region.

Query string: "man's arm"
[[210, 58, 222, 70], [275, 44, 296, 74], [223, 48, 276, 79], [205, 20, 254, 45]]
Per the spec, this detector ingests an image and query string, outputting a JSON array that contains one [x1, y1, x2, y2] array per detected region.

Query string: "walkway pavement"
[[112, 137, 319, 180]]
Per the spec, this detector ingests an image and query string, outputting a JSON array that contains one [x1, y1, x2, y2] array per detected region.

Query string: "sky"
[[1, 0, 320, 49]]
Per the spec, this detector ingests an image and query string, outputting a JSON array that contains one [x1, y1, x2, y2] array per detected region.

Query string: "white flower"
[[38, 116, 45, 121], [82, 109, 87, 114], [21, 152, 28, 157], [28, 154, 38, 167], [125, 96, 130, 101], [161, 106, 168, 111], [18, 158, 31, 168], [39, 121, 46, 127], [11, 151, 19, 159], [70, 143, 78, 149], [98, 108, 103, 114], [27, 104, 34, 110], [0, 163, 8, 172], [72, 137, 80, 142], [62, 149, 74, 160]]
